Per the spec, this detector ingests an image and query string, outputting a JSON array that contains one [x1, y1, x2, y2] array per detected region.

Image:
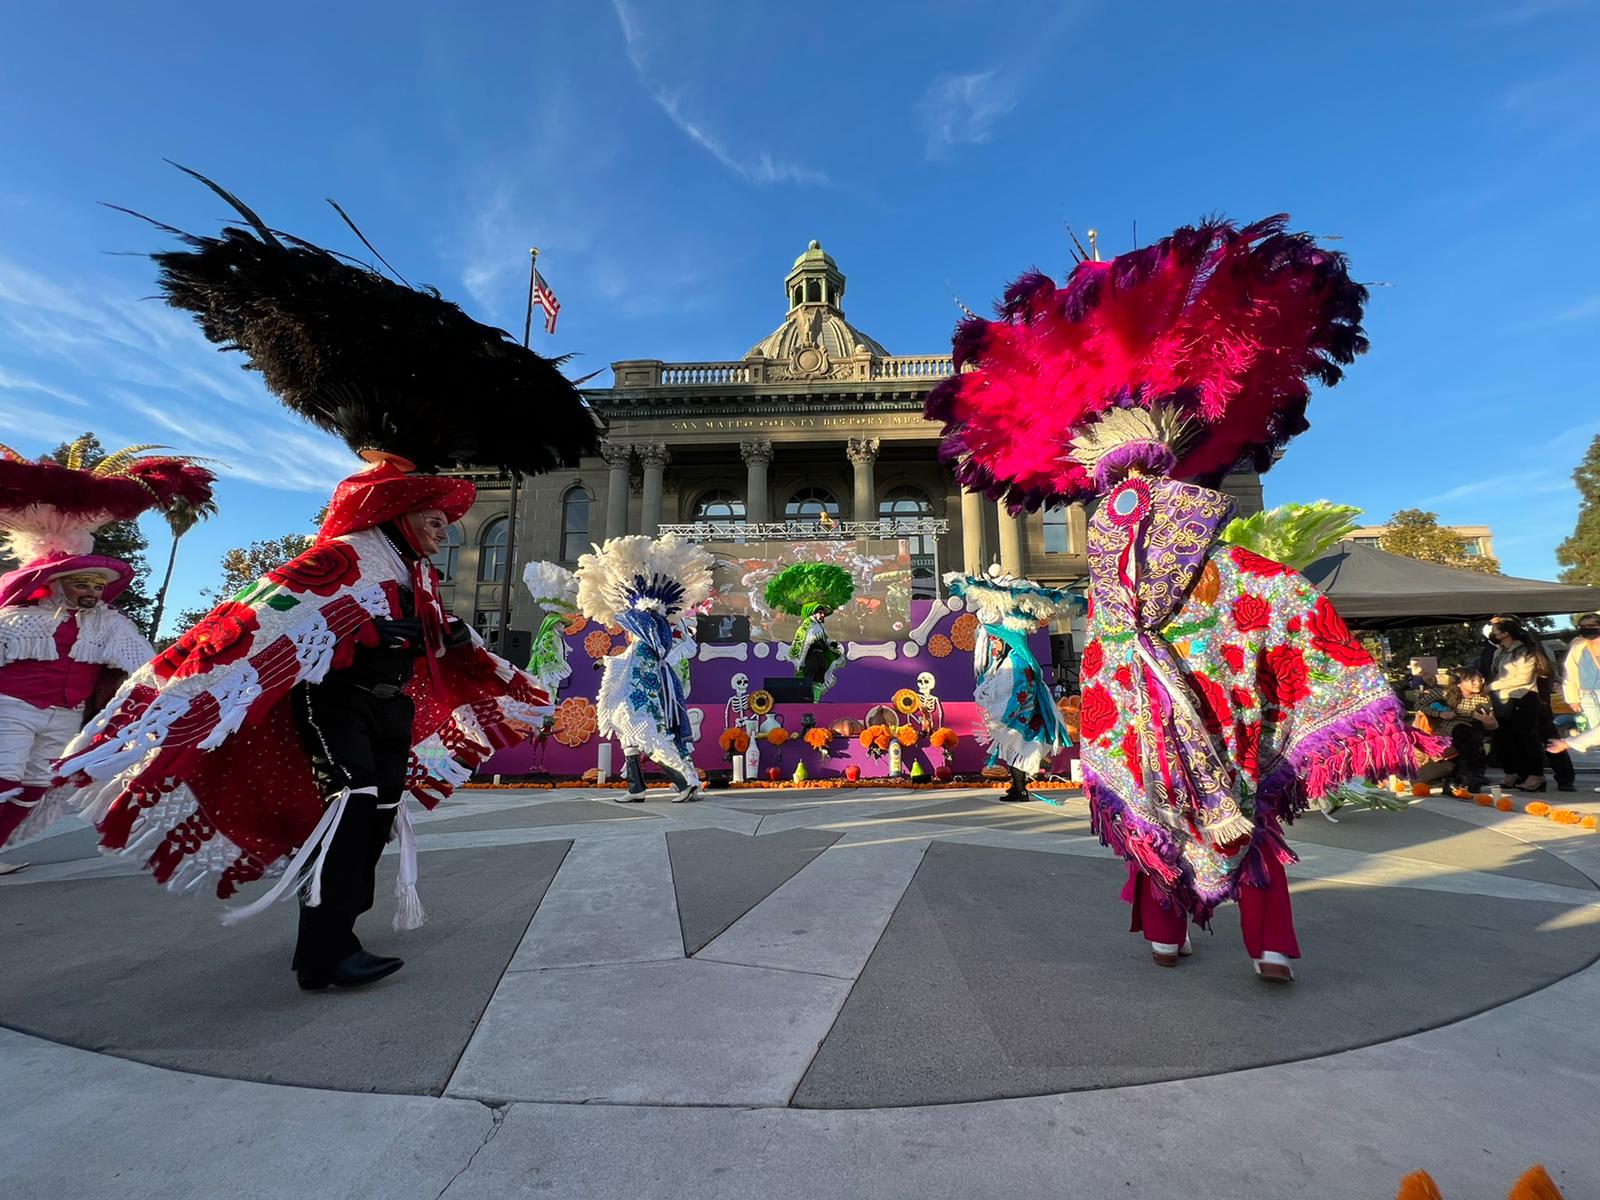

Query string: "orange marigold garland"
[[719, 727, 751, 757], [764, 726, 791, 746], [1526, 801, 1552, 817], [552, 697, 598, 747], [859, 724, 893, 757], [803, 726, 833, 752], [950, 613, 979, 652], [929, 727, 959, 751], [895, 724, 920, 747], [1551, 808, 1581, 825]]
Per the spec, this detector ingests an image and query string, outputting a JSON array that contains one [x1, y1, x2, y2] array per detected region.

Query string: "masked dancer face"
[[403, 508, 450, 557], [58, 576, 106, 610]]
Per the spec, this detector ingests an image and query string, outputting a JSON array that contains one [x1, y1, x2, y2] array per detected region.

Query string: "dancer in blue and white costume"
[[946, 566, 1074, 801], [577, 535, 713, 802]]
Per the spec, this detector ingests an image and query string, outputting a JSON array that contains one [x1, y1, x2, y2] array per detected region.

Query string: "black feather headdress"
[[123, 165, 601, 476]]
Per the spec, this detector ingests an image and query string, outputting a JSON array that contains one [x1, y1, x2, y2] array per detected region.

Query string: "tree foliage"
[[1556, 432, 1600, 587], [1378, 508, 1500, 575]]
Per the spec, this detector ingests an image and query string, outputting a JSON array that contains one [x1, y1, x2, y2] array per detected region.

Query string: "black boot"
[[661, 764, 698, 803], [616, 754, 647, 802], [1001, 764, 1031, 802]]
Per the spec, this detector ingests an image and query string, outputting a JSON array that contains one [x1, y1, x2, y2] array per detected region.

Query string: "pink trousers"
[[1126, 857, 1300, 959]]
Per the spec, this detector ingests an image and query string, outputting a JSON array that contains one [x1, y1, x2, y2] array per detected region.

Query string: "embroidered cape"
[[52, 528, 549, 901], [971, 622, 1072, 774], [595, 606, 696, 779], [1081, 477, 1429, 923]]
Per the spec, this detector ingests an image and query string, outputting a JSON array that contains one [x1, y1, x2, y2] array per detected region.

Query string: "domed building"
[[443, 242, 1263, 669]]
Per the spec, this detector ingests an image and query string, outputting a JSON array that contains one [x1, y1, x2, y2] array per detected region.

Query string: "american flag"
[[533, 268, 561, 334]]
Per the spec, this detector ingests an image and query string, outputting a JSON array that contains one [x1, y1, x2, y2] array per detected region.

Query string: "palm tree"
[[149, 495, 219, 639]]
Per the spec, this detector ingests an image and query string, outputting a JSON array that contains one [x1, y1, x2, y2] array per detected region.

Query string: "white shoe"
[[671, 786, 700, 804], [1150, 937, 1192, 966], [0, 861, 27, 876], [1253, 950, 1295, 982]]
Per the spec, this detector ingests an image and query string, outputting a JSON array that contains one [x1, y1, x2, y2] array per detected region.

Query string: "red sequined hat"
[[317, 461, 476, 541]]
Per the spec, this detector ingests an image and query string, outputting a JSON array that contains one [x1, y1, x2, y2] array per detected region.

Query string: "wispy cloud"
[[0, 248, 348, 495], [1473, 0, 1590, 25], [917, 70, 1018, 160], [1553, 293, 1600, 322], [610, 0, 829, 187]]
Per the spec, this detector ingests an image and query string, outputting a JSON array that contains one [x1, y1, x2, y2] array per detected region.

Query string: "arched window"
[[785, 486, 840, 521], [879, 486, 937, 597], [805, 278, 821, 303], [431, 524, 462, 583], [693, 489, 746, 523], [1043, 505, 1071, 554], [561, 486, 592, 562], [478, 516, 508, 582]]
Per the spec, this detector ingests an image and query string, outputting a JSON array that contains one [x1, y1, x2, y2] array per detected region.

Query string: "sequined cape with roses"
[[51, 527, 550, 900], [1080, 477, 1427, 923]]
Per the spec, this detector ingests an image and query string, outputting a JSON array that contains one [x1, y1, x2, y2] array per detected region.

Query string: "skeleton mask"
[[731, 673, 749, 695], [916, 672, 936, 696]]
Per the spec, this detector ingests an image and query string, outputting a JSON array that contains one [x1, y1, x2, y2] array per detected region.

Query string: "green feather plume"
[[1220, 501, 1362, 572], [764, 562, 854, 617]]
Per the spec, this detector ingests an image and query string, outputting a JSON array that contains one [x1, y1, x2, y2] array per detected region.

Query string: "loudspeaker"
[[762, 677, 815, 703], [495, 628, 532, 663], [1049, 633, 1076, 666]]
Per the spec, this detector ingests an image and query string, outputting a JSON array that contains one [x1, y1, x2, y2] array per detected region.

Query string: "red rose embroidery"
[[1230, 546, 1289, 577], [1190, 672, 1232, 734], [1079, 683, 1119, 744], [1113, 664, 1133, 690], [151, 602, 260, 680], [1259, 644, 1312, 708], [1235, 721, 1262, 780], [1232, 594, 1271, 633], [1308, 594, 1373, 667], [1080, 640, 1104, 680], [1220, 644, 1246, 673], [1230, 686, 1255, 712], [1121, 723, 1144, 789], [266, 541, 362, 597], [1286, 616, 1302, 634]]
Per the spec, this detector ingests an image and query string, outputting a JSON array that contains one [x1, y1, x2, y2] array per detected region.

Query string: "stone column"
[[997, 500, 1024, 577], [600, 440, 632, 539], [960, 488, 987, 574], [740, 439, 773, 524], [638, 442, 669, 535], [847, 437, 880, 524]]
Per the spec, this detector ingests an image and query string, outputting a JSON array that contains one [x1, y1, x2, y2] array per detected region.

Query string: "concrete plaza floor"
[[3, 779, 1600, 1199]]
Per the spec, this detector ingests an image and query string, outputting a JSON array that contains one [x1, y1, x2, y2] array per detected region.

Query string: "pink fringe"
[[1258, 697, 1441, 821]]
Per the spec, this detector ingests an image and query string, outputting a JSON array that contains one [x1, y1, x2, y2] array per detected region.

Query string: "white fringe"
[[392, 798, 425, 931], [220, 788, 349, 927]]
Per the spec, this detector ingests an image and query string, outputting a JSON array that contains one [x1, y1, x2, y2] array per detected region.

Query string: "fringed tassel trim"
[[1258, 698, 1430, 821]]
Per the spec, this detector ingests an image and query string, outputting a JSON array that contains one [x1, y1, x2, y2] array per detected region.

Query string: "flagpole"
[[497, 247, 539, 652]]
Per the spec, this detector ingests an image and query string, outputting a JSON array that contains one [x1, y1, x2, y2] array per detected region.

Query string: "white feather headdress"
[[575, 535, 714, 625], [522, 560, 578, 612]]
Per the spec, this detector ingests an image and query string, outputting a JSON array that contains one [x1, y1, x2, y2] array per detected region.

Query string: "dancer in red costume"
[[927, 216, 1439, 981], [54, 169, 598, 990], [0, 440, 213, 864]]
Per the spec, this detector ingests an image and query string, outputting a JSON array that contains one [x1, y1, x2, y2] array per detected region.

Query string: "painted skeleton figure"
[[913, 671, 944, 734]]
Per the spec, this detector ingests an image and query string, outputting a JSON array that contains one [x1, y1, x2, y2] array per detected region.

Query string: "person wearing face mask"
[[1484, 614, 1556, 792], [53, 172, 597, 991], [0, 441, 214, 860]]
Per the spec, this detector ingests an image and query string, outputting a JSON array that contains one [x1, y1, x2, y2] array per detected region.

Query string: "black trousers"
[[289, 682, 413, 974], [1493, 694, 1546, 781]]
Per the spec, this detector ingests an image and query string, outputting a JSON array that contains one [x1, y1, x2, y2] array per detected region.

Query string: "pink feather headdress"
[[0, 438, 216, 564], [925, 215, 1368, 510]]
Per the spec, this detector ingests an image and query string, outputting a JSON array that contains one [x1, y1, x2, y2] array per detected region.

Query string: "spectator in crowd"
[[1441, 667, 1496, 792], [1485, 614, 1555, 793], [1563, 614, 1600, 735]]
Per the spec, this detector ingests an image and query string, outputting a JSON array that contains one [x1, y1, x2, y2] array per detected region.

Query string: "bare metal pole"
[[496, 247, 539, 651]]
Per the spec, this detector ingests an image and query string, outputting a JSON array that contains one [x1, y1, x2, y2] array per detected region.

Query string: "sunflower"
[[892, 688, 921, 715], [749, 689, 775, 715]]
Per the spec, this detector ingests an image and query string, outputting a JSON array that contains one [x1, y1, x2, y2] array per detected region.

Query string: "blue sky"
[[1, 0, 1596, 634]]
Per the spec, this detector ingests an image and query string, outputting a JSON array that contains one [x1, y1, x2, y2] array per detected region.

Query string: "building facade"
[[1345, 524, 1495, 561], [443, 242, 1264, 643]]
